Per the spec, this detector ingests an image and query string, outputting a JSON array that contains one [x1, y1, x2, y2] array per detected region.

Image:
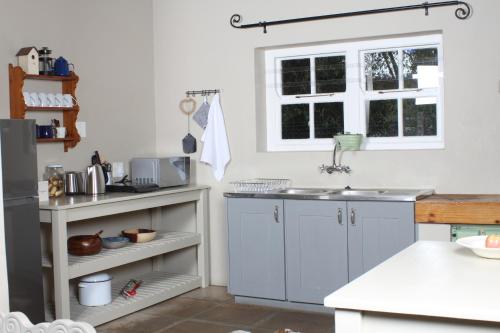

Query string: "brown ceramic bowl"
[[68, 230, 103, 256], [122, 229, 157, 243]]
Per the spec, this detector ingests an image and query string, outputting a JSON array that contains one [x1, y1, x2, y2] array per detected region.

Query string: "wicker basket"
[[334, 134, 363, 151]]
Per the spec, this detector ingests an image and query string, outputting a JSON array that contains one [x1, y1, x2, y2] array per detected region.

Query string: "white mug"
[[55, 93, 64, 107], [23, 92, 34, 106], [56, 127, 66, 139], [38, 93, 49, 107], [30, 92, 40, 106], [62, 94, 77, 107], [47, 93, 58, 107]]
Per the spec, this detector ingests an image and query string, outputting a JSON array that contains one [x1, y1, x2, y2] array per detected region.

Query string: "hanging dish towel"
[[200, 94, 230, 181], [193, 95, 210, 129]]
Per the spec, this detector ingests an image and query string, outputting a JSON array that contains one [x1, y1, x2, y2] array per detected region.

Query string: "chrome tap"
[[319, 139, 351, 174]]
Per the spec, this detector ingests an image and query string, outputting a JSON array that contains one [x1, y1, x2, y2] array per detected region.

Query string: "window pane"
[[367, 100, 398, 137], [282, 104, 309, 139], [314, 102, 344, 138], [403, 98, 437, 136], [364, 51, 399, 91], [315, 56, 346, 93], [403, 48, 438, 89], [281, 58, 311, 95]]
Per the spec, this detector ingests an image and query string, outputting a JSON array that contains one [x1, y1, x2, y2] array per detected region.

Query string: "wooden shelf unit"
[[39, 186, 210, 325], [8, 64, 81, 152]]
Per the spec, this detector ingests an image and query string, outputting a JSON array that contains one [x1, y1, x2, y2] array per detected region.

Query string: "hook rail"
[[186, 89, 220, 97], [230, 1, 471, 33]]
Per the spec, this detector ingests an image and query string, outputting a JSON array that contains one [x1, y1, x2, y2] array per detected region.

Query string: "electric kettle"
[[86, 151, 108, 195]]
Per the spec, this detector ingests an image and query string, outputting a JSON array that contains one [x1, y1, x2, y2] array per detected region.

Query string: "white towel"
[[200, 93, 230, 181]]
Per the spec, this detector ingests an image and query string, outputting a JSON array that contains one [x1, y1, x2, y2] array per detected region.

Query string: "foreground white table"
[[325, 241, 500, 333]]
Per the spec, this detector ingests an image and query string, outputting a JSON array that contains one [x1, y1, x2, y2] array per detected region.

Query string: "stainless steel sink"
[[335, 190, 387, 196], [225, 187, 433, 202], [277, 188, 332, 195]]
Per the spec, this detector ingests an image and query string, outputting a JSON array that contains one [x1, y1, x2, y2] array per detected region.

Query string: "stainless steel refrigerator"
[[0, 119, 44, 323]]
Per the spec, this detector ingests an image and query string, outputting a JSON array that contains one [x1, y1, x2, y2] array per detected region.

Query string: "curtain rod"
[[230, 1, 471, 33]]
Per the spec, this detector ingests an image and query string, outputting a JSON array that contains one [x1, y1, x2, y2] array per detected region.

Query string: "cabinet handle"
[[274, 205, 279, 223], [337, 208, 343, 225], [350, 208, 355, 225]]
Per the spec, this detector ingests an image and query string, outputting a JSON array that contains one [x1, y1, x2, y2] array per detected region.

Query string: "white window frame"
[[264, 34, 444, 151]]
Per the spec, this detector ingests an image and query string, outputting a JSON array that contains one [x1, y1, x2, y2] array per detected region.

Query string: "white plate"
[[456, 235, 500, 259]]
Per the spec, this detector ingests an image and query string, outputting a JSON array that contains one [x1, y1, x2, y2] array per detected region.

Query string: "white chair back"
[[0, 312, 96, 333]]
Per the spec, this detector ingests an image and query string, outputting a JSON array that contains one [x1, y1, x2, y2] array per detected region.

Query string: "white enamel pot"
[[78, 273, 112, 306]]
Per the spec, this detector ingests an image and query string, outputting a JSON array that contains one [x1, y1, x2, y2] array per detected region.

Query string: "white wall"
[[153, 0, 500, 285], [0, 0, 156, 307], [0, 0, 157, 178]]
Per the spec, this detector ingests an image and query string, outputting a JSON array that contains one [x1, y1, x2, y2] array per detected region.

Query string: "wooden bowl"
[[122, 229, 157, 243], [68, 230, 103, 256]]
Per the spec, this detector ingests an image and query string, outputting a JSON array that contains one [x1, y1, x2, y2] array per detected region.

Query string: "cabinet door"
[[348, 201, 415, 281], [285, 200, 348, 304], [227, 198, 285, 300]]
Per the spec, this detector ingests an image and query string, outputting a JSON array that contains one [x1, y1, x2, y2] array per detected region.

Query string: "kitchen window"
[[264, 34, 443, 151]]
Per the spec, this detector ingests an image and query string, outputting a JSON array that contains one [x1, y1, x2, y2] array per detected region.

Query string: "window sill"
[[266, 139, 444, 152]]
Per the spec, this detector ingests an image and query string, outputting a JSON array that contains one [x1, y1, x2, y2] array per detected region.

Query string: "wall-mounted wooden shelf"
[[37, 138, 73, 143], [26, 106, 77, 112], [8, 64, 81, 152], [24, 73, 76, 81]]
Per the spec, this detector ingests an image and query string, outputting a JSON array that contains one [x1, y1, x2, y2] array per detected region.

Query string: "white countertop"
[[39, 185, 209, 210], [324, 241, 500, 323]]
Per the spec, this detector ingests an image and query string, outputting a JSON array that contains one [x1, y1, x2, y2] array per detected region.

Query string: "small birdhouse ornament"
[[16, 47, 39, 75]]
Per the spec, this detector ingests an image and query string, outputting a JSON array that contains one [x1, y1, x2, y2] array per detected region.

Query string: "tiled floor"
[[96, 286, 335, 333]]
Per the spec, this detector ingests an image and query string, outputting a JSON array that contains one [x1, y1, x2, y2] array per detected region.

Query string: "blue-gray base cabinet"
[[226, 198, 415, 307], [227, 198, 285, 300], [285, 200, 348, 304]]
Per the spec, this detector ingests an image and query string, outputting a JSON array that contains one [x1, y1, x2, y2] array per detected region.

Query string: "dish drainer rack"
[[230, 178, 291, 192]]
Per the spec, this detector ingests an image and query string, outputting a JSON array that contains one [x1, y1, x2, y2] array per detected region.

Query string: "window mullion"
[[398, 49, 403, 90], [310, 56, 316, 95], [398, 97, 403, 137], [309, 102, 315, 139]]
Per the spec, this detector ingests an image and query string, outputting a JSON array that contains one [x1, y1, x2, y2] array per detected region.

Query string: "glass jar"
[[44, 164, 64, 197]]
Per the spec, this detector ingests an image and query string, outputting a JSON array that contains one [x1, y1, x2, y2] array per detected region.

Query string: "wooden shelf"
[[9, 64, 81, 152], [68, 232, 200, 278], [37, 138, 72, 143], [24, 73, 77, 82], [42, 232, 201, 278], [46, 272, 202, 326], [26, 106, 77, 112]]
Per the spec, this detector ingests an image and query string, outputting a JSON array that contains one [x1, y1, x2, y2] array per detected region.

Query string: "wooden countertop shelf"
[[416, 194, 500, 225]]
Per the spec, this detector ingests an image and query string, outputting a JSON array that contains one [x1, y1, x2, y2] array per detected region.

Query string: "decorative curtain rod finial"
[[455, 1, 471, 19], [230, 14, 242, 28]]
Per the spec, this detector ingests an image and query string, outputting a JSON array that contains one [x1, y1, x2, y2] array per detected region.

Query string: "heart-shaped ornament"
[[179, 97, 197, 115]]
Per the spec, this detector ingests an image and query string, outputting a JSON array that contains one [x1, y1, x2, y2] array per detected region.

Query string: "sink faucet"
[[319, 139, 351, 174]]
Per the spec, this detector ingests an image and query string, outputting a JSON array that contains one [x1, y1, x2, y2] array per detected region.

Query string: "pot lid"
[[80, 272, 112, 283]]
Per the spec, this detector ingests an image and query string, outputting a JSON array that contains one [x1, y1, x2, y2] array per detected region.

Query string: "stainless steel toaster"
[[130, 157, 190, 188]]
